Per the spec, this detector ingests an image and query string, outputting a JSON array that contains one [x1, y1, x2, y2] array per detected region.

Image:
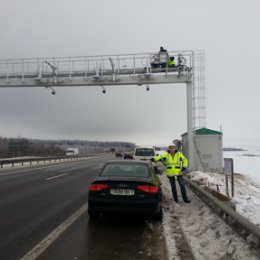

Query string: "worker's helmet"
[[168, 143, 176, 148]]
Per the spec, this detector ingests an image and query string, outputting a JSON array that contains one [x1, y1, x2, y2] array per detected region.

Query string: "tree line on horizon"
[[0, 137, 135, 158]]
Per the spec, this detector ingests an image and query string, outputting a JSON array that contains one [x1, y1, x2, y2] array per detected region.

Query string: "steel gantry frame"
[[0, 50, 206, 169]]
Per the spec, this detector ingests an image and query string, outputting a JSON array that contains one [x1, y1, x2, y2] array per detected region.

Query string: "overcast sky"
[[0, 0, 259, 147]]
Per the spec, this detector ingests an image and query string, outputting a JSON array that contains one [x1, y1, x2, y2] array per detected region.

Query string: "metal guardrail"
[[184, 176, 260, 252], [0, 153, 110, 169]]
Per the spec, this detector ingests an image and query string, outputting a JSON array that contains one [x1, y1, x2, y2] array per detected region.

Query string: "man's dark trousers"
[[168, 175, 188, 202]]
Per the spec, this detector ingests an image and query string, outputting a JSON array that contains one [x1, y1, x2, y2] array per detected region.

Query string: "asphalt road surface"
[[0, 156, 168, 260]]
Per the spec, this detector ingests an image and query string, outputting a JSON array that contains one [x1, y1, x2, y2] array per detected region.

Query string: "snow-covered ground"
[[224, 147, 260, 184], [159, 147, 260, 260]]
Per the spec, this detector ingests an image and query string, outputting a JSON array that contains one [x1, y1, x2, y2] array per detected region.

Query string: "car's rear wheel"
[[88, 207, 99, 219]]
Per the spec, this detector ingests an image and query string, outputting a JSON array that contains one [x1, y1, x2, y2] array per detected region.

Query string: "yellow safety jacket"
[[154, 151, 188, 177], [167, 58, 176, 66]]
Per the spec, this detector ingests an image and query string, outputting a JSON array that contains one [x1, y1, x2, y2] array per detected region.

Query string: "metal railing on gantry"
[[0, 50, 194, 87]]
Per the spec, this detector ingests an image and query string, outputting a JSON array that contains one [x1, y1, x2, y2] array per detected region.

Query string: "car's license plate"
[[110, 189, 135, 196]]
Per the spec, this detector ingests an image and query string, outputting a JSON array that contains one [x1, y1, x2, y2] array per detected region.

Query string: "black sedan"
[[88, 160, 162, 220]]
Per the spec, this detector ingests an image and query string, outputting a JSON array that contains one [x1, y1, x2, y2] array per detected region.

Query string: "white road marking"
[[0, 172, 17, 176], [0, 164, 67, 177], [45, 173, 68, 181], [20, 204, 87, 260]]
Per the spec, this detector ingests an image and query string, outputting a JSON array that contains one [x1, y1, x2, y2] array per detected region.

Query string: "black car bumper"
[[88, 197, 161, 214]]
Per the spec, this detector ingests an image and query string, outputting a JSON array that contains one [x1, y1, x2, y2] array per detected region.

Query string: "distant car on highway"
[[87, 160, 162, 220], [115, 152, 123, 157], [123, 153, 133, 159]]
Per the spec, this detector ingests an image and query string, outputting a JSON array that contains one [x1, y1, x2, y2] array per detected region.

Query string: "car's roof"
[[106, 159, 151, 165], [134, 147, 155, 150]]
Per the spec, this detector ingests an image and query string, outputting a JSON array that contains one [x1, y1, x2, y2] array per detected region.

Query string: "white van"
[[65, 148, 79, 156], [132, 147, 156, 161]]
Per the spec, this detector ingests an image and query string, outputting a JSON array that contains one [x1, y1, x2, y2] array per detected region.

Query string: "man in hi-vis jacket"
[[152, 143, 190, 203]]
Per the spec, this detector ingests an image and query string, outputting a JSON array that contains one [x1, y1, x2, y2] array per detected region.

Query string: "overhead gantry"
[[0, 51, 193, 87], [0, 50, 206, 169]]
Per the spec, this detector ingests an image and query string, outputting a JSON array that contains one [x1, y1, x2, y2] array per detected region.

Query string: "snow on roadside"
[[160, 174, 259, 260], [224, 149, 260, 183], [189, 171, 260, 226]]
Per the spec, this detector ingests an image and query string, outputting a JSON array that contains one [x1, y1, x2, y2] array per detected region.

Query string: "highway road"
[[0, 156, 168, 260]]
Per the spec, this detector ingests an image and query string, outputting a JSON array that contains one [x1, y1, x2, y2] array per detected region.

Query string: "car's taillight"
[[89, 183, 108, 191], [137, 185, 159, 193]]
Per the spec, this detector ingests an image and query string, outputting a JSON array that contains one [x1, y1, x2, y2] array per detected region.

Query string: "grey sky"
[[0, 0, 260, 147]]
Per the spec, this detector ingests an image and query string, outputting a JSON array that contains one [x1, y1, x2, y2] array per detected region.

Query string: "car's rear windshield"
[[100, 163, 150, 178], [135, 148, 155, 156]]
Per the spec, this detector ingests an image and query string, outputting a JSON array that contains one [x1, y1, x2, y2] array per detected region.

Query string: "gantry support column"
[[186, 81, 194, 170]]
